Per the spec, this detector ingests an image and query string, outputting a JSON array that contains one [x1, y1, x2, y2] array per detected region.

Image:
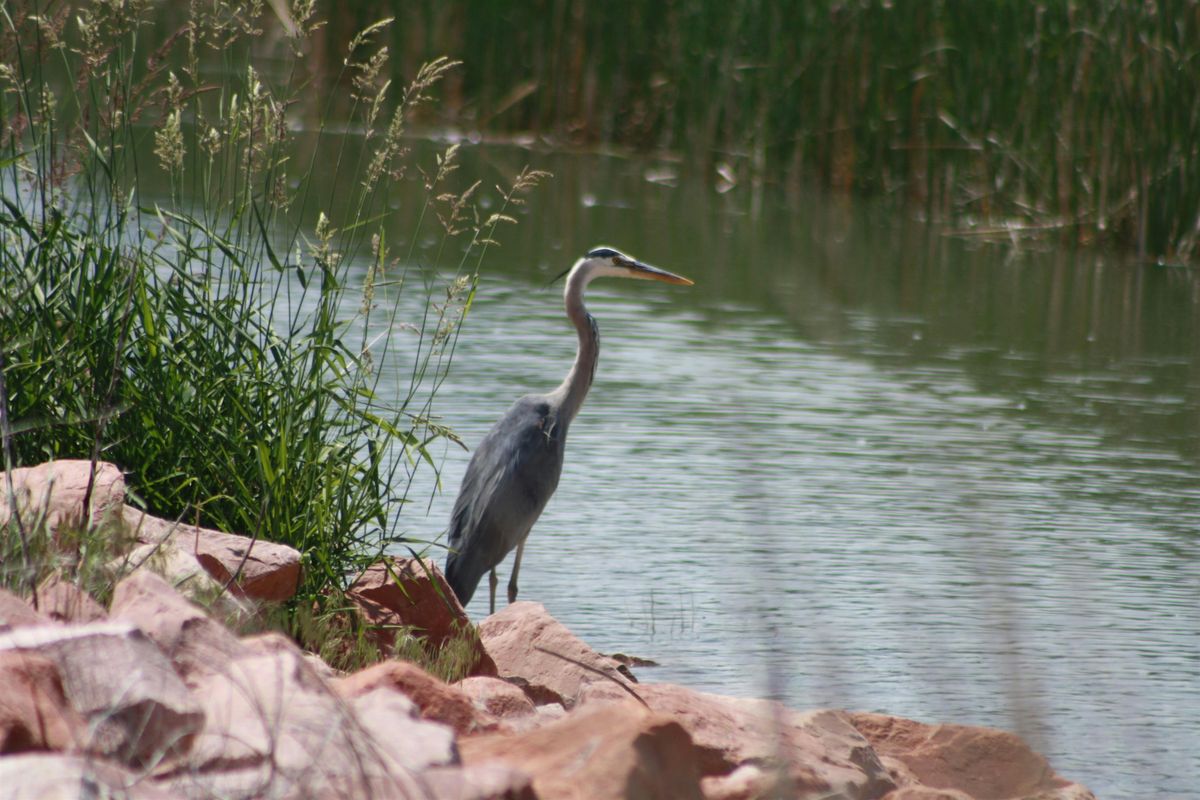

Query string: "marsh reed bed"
[[0, 0, 545, 619], [342, 0, 1200, 262]]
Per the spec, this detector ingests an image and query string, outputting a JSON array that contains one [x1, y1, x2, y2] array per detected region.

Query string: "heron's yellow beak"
[[623, 259, 694, 286]]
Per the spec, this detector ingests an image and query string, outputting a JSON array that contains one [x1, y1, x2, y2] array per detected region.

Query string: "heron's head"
[[569, 246, 694, 287]]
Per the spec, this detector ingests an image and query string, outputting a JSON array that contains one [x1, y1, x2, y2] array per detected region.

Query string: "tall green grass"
[[0, 0, 546, 605], [337, 0, 1200, 261]]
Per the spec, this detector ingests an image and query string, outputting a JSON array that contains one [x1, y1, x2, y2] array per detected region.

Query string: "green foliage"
[[343, 0, 1200, 260], [0, 0, 546, 608], [0, 511, 133, 611], [272, 602, 388, 674], [236, 600, 483, 680], [390, 621, 483, 684]]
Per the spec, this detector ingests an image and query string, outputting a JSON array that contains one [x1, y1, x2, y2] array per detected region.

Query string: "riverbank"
[[320, 2, 1200, 263], [0, 459, 1096, 799]]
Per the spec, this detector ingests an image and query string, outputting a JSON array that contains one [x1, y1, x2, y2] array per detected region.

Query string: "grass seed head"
[[154, 108, 185, 174]]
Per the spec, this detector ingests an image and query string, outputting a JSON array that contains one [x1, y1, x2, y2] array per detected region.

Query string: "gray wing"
[[444, 395, 568, 605]]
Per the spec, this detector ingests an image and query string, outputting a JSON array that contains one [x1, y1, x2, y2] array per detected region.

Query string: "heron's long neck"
[[550, 270, 599, 423]]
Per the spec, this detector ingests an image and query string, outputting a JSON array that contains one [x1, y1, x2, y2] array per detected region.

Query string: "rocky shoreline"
[[0, 460, 1097, 799]]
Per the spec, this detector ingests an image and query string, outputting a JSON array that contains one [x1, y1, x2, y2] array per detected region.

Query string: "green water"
[[131, 127, 1199, 796], [364, 141, 1197, 798]]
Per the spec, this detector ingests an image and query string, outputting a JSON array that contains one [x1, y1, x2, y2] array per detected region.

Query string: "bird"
[[444, 247, 693, 614]]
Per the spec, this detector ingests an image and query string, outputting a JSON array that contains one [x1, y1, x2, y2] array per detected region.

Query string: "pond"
[[369, 143, 1198, 799], [11, 11, 1197, 796]]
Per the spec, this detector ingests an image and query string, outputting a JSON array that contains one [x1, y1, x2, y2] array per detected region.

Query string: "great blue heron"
[[444, 247, 693, 613]]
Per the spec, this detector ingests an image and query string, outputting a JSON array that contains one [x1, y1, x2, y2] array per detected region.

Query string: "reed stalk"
[[0, 0, 546, 610], [339, 0, 1200, 261]]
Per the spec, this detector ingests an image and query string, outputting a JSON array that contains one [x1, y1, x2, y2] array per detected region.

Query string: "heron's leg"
[[488, 568, 498, 615], [507, 541, 525, 605]]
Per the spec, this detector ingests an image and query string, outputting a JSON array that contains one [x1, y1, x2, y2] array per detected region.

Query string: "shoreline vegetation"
[[1, 0, 547, 630], [325, 1, 1200, 264]]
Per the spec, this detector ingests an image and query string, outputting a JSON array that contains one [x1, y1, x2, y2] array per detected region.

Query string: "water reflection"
[[353, 143, 1199, 799]]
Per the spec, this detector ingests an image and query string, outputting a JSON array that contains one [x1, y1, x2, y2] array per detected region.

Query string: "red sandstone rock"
[[0, 753, 178, 799], [0, 621, 202, 766], [348, 685, 460, 771], [0, 588, 52, 631], [580, 681, 894, 799], [346, 557, 496, 675], [0, 460, 125, 535], [700, 763, 784, 800], [239, 630, 310, 658], [0, 651, 84, 753], [122, 505, 301, 602], [460, 699, 705, 800], [850, 712, 1096, 800], [239, 630, 358, 685], [421, 762, 536, 800], [457, 676, 537, 721], [34, 574, 107, 624], [190, 530, 300, 603], [109, 569, 248, 682], [162, 640, 432, 800], [882, 788, 974, 800], [335, 659, 501, 736], [529, 702, 567, 726], [477, 601, 633, 707], [115, 540, 253, 621]]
